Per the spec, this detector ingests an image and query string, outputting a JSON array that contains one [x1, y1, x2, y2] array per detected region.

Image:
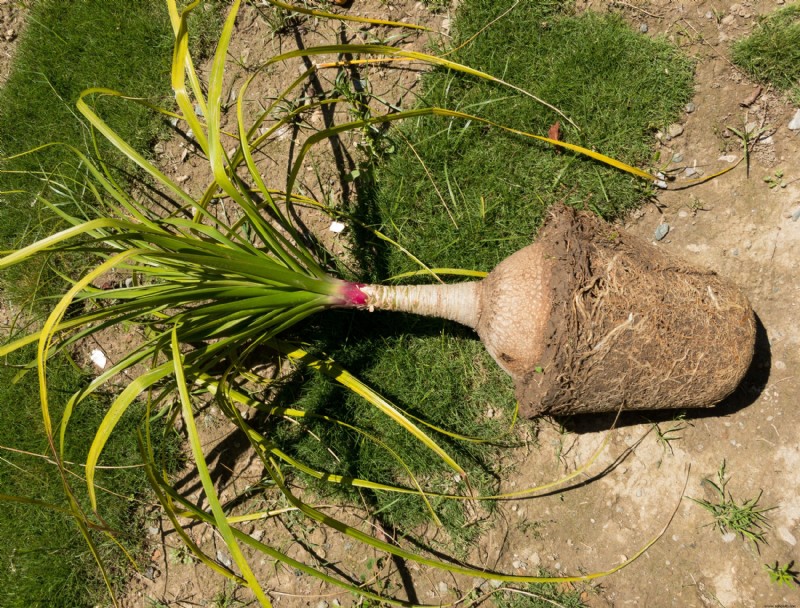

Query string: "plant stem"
[[347, 281, 482, 330]]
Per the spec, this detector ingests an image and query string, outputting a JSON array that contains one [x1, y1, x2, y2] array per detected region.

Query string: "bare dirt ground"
[[3, 0, 799, 607]]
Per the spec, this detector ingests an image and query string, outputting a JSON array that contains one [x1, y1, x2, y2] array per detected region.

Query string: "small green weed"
[[210, 581, 252, 608], [653, 413, 690, 457], [732, 4, 800, 104], [764, 561, 799, 588], [689, 461, 775, 549], [763, 168, 787, 189], [493, 576, 587, 608], [725, 120, 772, 178]]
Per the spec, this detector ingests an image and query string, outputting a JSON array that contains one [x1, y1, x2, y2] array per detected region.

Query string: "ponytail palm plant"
[[0, 0, 670, 605]]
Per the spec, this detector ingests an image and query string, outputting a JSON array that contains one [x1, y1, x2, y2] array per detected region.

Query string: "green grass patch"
[[0, 0, 223, 306], [277, 0, 693, 545], [0, 347, 181, 608], [0, 1, 220, 606], [732, 4, 800, 104]]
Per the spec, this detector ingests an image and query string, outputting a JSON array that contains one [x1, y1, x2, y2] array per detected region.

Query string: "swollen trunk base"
[[477, 205, 756, 417]]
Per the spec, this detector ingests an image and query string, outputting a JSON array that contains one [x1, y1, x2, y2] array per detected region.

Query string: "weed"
[[210, 581, 252, 608], [493, 574, 587, 608], [725, 120, 771, 178], [732, 4, 800, 105], [763, 169, 786, 189], [764, 561, 799, 588], [652, 413, 690, 457], [689, 461, 775, 549]]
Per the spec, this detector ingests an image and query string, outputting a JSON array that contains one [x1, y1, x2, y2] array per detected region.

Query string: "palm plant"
[[0, 1, 679, 605]]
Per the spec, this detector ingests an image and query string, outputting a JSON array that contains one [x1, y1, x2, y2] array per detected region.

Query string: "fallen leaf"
[[548, 121, 561, 153]]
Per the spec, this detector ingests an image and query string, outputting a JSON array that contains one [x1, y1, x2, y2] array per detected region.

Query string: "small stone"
[[792, 208, 800, 222], [684, 167, 698, 178], [251, 529, 264, 542], [176, 175, 190, 183], [685, 102, 696, 113], [316, 602, 329, 608], [490, 579, 503, 589], [678, 210, 690, 219], [124, 277, 134, 288], [672, 152, 684, 163], [4, 28, 16, 41], [148, 526, 160, 536], [654, 223, 670, 241], [721, 14, 735, 25], [705, 10, 713, 19], [667, 123, 684, 138], [721, 532, 737, 543], [329, 221, 346, 233], [153, 142, 165, 154], [185, 128, 194, 140], [512, 559, 525, 569], [788, 109, 800, 131], [143, 565, 160, 580], [216, 550, 233, 569], [90, 349, 108, 370], [437, 581, 448, 594], [639, 23, 648, 33], [718, 154, 738, 163], [777, 526, 797, 545]]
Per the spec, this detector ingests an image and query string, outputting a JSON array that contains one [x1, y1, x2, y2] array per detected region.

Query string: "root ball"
[[477, 205, 756, 417]]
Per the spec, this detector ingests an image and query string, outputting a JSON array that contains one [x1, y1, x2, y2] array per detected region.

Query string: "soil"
[[3, 1, 800, 607]]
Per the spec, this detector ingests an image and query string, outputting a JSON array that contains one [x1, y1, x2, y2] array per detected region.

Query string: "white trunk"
[[360, 282, 481, 330]]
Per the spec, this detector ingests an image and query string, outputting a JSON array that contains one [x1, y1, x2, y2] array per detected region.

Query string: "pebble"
[[788, 109, 800, 131], [718, 154, 738, 163], [775, 360, 786, 370], [667, 123, 684, 138], [654, 223, 670, 241], [685, 102, 696, 113], [639, 23, 648, 33], [684, 167, 699, 178], [143, 565, 160, 580], [778, 526, 797, 546], [721, 532, 737, 543], [316, 602, 329, 608], [490, 579, 503, 589], [672, 153, 684, 163], [437, 581, 448, 594], [721, 14, 735, 25], [216, 550, 233, 569], [792, 208, 800, 222]]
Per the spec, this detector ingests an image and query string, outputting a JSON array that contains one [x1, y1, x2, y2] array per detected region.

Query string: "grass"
[[0, 0, 223, 306], [493, 576, 587, 608], [0, 1, 219, 606], [281, 0, 694, 541], [0, 347, 181, 608], [689, 461, 775, 549], [732, 4, 800, 105]]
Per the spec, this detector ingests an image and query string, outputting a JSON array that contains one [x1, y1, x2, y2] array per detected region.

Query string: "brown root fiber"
[[487, 205, 756, 417]]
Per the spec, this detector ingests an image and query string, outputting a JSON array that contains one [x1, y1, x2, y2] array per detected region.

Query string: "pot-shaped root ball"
[[475, 205, 756, 417]]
